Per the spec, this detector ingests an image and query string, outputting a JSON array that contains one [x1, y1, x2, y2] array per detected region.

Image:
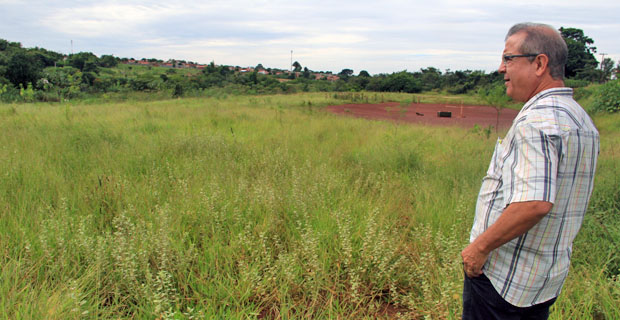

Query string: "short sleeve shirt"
[[470, 88, 599, 307]]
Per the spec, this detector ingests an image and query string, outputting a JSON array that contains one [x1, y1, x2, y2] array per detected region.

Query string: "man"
[[461, 23, 599, 319]]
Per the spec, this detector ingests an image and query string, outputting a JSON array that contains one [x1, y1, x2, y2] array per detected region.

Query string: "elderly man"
[[461, 23, 599, 319]]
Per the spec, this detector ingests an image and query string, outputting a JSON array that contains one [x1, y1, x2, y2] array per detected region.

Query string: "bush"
[[477, 82, 510, 108], [591, 80, 620, 113], [0, 83, 21, 102], [565, 78, 590, 88], [572, 86, 593, 102]]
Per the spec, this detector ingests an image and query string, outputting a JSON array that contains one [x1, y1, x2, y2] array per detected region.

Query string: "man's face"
[[499, 32, 539, 102]]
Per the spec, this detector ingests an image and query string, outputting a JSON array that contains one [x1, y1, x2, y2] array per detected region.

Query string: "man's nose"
[[498, 62, 506, 73]]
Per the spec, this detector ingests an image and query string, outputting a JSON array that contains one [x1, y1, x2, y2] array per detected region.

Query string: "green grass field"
[[1, 93, 618, 319]]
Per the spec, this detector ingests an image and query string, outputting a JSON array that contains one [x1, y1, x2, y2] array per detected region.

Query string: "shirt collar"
[[521, 87, 574, 112]]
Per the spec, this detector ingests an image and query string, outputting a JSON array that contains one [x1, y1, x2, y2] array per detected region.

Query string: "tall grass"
[[0, 93, 617, 319]]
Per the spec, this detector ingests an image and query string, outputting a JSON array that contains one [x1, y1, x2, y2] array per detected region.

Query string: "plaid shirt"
[[470, 87, 599, 307]]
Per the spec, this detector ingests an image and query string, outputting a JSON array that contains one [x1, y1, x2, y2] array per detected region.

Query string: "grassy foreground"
[[0, 93, 618, 319]]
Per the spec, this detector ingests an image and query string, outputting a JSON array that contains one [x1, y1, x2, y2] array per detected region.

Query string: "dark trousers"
[[462, 273, 556, 320]]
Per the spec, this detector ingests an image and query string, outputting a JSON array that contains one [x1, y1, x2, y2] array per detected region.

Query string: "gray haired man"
[[461, 23, 599, 319]]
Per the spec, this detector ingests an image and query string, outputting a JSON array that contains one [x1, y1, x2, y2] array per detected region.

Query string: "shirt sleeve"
[[502, 123, 558, 207]]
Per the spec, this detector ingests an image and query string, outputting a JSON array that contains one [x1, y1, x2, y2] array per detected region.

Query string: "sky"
[[2, 0, 619, 75]]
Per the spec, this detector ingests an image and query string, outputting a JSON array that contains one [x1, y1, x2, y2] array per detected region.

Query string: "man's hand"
[[460, 201, 553, 278], [461, 242, 488, 278]]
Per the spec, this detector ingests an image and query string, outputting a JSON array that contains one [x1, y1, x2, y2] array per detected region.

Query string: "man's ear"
[[535, 54, 549, 77]]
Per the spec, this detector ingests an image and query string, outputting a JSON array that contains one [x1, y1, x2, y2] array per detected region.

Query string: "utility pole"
[[71, 40, 74, 55], [290, 50, 293, 72], [599, 53, 609, 82], [600, 53, 607, 69]]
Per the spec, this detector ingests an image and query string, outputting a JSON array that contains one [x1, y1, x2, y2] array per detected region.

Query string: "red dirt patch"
[[325, 102, 519, 129]]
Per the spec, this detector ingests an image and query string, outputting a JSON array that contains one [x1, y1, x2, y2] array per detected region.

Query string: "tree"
[[339, 69, 353, 77], [6, 51, 42, 87], [559, 27, 598, 79], [67, 52, 99, 72], [0, 39, 22, 52], [292, 61, 302, 72], [99, 55, 118, 68], [358, 70, 370, 77], [302, 67, 311, 79], [204, 61, 217, 74], [351, 73, 370, 90], [601, 57, 614, 82], [381, 71, 421, 93], [419, 67, 442, 91], [29, 47, 63, 67], [255, 63, 264, 70], [338, 68, 354, 82]]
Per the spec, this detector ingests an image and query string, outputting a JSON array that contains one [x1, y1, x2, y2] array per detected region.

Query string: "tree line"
[[1, 27, 618, 103]]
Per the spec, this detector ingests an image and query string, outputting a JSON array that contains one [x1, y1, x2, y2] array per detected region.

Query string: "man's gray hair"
[[506, 23, 568, 79]]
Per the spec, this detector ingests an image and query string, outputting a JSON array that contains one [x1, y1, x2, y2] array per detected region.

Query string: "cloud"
[[2, 0, 619, 74], [41, 3, 183, 37]]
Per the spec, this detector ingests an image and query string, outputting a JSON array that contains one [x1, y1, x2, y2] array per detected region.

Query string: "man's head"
[[499, 23, 568, 102]]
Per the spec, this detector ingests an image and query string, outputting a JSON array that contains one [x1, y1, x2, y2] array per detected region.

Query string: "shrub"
[[565, 78, 590, 88], [0, 83, 21, 102], [591, 80, 620, 113], [572, 86, 593, 102], [477, 82, 510, 108]]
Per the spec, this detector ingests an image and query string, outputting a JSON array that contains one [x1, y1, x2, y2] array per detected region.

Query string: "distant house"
[[326, 75, 340, 81], [118, 59, 343, 81]]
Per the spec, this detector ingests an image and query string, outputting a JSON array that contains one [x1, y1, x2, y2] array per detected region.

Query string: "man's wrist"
[[471, 236, 492, 256]]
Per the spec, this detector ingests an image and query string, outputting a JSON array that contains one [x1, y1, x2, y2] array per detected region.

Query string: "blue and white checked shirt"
[[470, 87, 599, 307]]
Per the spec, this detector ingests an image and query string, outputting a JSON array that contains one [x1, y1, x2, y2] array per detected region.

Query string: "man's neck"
[[529, 77, 565, 100]]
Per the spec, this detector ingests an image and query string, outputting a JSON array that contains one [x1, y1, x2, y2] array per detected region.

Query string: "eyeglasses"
[[502, 53, 539, 66]]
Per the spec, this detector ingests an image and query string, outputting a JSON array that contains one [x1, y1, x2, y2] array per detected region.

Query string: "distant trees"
[[0, 39, 22, 52], [353, 70, 371, 89], [1, 40, 46, 88], [66, 52, 99, 72], [601, 58, 614, 82], [419, 67, 442, 91], [6, 51, 42, 87], [382, 71, 421, 93], [99, 55, 119, 68], [338, 68, 354, 81], [1, 28, 618, 103], [0, 38, 132, 101]]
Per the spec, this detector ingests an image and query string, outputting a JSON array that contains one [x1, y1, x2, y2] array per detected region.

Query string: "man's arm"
[[461, 200, 553, 278]]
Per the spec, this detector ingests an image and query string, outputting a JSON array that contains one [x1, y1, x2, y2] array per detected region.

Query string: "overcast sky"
[[2, 0, 619, 75]]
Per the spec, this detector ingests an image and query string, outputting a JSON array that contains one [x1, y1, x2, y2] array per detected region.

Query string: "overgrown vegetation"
[[1, 25, 618, 318], [0, 93, 617, 319], [591, 80, 620, 113]]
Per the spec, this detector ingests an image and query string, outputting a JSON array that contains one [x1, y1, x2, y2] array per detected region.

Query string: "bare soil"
[[325, 102, 519, 129]]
